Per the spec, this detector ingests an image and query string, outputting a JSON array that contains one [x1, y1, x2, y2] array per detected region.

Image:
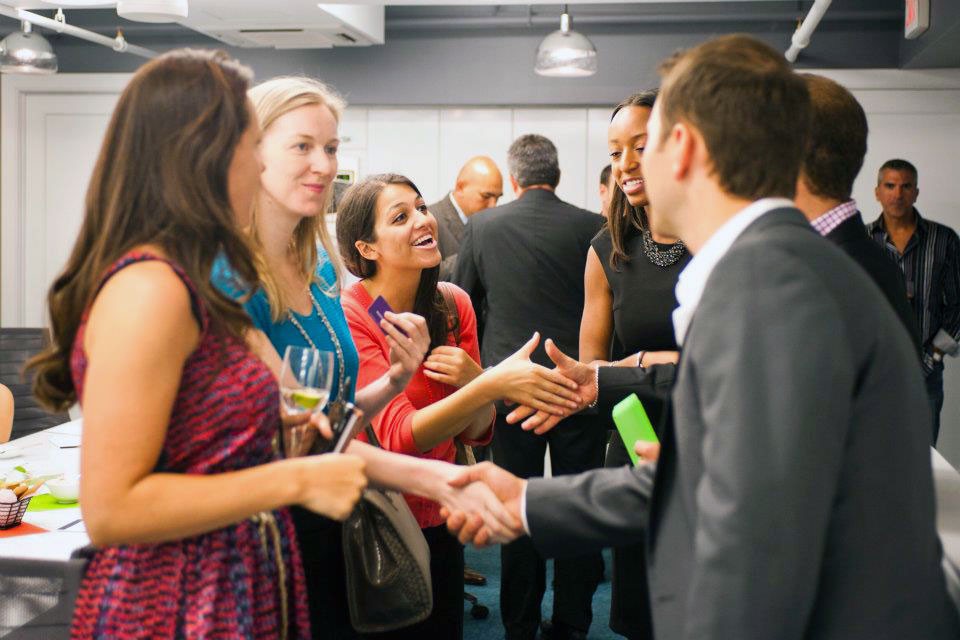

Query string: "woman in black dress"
[[579, 90, 690, 640]]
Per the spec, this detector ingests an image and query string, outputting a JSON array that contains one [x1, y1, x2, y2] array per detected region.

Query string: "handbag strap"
[[364, 424, 382, 449], [438, 283, 461, 347]]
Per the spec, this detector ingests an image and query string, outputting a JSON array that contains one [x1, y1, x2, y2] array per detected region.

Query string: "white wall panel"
[[339, 106, 368, 151], [512, 108, 589, 211], [438, 108, 512, 206], [365, 109, 440, 202], [1, 73, 124, 328], [586, 107, 613, 215], [27, 102, 115, 326]]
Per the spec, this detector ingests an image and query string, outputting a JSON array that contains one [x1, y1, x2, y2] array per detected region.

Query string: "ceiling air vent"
[[178, 2, 384, 49]]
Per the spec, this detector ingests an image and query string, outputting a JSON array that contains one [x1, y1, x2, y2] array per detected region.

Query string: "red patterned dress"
[[69, 253, 311, 639]]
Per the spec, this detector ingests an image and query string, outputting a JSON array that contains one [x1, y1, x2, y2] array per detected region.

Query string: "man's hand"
[[505, 339, 597, 435], [485, 333, 581, 415], [442, 462, 527, 546], [635, 441, 661, 465]]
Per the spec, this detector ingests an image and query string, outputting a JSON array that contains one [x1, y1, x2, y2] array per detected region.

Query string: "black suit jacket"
[[826, 211, 922, 349], [428, 193, 465, 281], [453, 189, 603, 371]]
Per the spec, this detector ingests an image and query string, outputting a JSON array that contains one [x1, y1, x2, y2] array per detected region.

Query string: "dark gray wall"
[[901, 0, 960, 68], [49, 20, 902, 106]]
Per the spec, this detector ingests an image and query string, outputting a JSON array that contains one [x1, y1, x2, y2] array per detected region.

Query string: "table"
[[934, 447, 960, 570], [0, 419, 88, 560]]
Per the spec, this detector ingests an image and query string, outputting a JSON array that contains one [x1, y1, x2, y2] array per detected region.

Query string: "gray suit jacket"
[[429, 193, 465, 281], [526, 208, 960, 640]]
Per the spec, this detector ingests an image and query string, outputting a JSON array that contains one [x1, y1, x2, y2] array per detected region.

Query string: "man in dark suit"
[[448, 35, 960, 640], [794, 73, 921, 348], [454, 134, 604, 640], [429, 156, 503, 280]]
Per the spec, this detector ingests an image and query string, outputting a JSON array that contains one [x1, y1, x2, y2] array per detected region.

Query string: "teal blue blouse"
[[212, 249, 359, 403]]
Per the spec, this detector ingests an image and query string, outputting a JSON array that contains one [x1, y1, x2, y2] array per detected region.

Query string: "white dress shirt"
[[672, 198, 795, 346], [449, 192, 468, 226]]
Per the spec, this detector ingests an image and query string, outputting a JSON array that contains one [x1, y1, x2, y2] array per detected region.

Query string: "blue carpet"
[[463, 546, 624, 640]]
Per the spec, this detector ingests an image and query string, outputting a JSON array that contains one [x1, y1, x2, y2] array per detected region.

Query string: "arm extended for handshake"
[[443, 340, 673, 550]]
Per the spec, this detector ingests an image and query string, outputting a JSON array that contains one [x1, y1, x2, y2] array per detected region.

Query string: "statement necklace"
[[640, 227, 687, 267], [286, 287, 347, 402]]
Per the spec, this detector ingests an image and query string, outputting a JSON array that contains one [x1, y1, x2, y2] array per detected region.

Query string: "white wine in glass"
[[279, 346, 334, 457]]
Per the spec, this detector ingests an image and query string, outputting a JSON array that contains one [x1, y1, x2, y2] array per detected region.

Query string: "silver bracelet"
[[587, 365, 600, 408], [637, 350, 647, 368]]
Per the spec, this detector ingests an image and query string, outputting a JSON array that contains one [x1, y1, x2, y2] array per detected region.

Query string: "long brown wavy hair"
[[336, 174, 455, 350], [607, 89, 658, 269], [26, 49, 260, 412]]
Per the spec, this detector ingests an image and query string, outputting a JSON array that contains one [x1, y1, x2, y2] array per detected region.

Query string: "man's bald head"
[[452, 156, 504, 216]]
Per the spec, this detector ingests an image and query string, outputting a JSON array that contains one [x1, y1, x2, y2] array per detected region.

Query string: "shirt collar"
[[810, 200, 858, 236], [672, 198, 795, 346], [449, 192, 469, 226], [873, 208, 926, 240]]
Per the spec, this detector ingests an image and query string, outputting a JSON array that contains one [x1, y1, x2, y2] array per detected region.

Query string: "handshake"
[[439, 440, 661, 547], [431, 338, 666, 547]]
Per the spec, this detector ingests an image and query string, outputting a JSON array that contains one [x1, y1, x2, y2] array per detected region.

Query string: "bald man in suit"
[[429, 156, 503, 280]]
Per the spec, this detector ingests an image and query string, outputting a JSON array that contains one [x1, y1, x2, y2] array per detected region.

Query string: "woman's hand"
[[506, 339, 598, 435], [431, 462, 523, 545], [423, 346, 484, 388], [486, 333, 581, 415], [294, 454, 368, 520], [382, 311, 430, 391], [637, 350, 679, 367], [279, 405, 333, 457], [441, 462, 527, 546]]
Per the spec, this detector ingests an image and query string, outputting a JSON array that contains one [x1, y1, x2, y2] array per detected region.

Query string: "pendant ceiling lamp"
[[534, 5, 597, 78], [117, 0, 188, 23], [0, 21, 58, 75]]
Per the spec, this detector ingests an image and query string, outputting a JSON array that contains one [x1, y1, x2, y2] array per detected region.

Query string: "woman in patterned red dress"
[[25, 49, 368, 639]]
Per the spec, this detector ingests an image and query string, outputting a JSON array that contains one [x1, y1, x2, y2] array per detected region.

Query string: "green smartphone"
[[612, 393, 659, 465]]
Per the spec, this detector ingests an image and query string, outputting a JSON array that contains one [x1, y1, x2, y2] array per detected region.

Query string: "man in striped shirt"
[[868, 158, 960, 444]]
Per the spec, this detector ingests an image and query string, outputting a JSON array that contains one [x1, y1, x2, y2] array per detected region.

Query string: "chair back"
[[0, 328, 70, 440], [0, 552, 88, 639]]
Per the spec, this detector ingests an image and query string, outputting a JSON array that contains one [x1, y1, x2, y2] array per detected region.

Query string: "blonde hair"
[[248, 75, 347, 321]]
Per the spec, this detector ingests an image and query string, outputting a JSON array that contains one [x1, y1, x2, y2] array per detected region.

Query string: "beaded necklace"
[[639, 227, 687, 267], [286, 286, 347, 403]]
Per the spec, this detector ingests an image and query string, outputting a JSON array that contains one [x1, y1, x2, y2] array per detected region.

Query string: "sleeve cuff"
[[932, 328, 960, 357], [520, 480, 531, 536]]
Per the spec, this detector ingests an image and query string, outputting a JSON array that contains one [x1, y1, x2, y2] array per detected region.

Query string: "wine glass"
[[279, 346, 334, 457]]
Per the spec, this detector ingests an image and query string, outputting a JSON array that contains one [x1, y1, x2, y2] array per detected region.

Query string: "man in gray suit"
[[428, 156, 503, 280], [447, 35, 960, 640]]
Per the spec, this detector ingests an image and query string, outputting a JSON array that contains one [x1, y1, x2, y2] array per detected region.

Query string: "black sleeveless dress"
[[591, 225, 689, 639]]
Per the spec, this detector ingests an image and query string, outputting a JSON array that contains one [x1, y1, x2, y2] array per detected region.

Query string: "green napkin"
[[26, 494, 80, 512]]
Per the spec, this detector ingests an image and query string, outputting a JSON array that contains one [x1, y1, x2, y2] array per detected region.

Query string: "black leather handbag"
[[342, 426, 432, 633]]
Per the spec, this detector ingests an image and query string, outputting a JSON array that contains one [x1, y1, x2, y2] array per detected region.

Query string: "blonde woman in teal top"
[[238, 76, 554, 639]]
